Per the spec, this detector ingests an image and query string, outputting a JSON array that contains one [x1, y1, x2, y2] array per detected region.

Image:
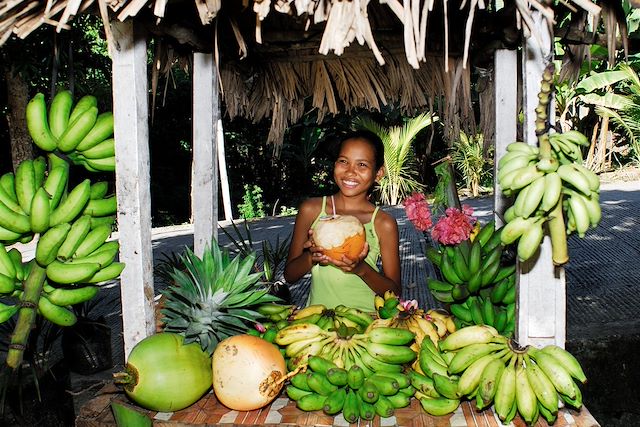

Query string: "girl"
[[284, 130, 401, 312]]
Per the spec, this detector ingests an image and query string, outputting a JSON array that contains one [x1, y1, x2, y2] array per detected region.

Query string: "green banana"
[[517, 218, 544, 261], [44, 283, 99, 306], [48, 90, 74, 139], [476, 356, 505, 408], [490, 276, 512, 304], [448, 342, 505, 374], [385, 392, 411, 408], [451, 245, 471, 281], [308, 355, 338, 375], [568, 193, 590, 237], [557, 164, 591, 196], [0, 273, 16, 294], [15, 159, 36, 215], [408, 369, 440, 397], [73, 225, 114, 258], [449, 303, 473, 323], [38, 295, 77, 326], [357, 347, 404, 374], [29, 187, 51, 233], [427, 278, 454, 293], [457, 350, 506, 397], [325, 367, 348, 386], [475, 220, 495, 247], [68, 245, 117, 268], [494, 357, 517, 422], [510, 165, 545, 190], [492, 264, 515, 283], [342, 389, 359, 423], [80, 138, 115, 159], [90, 215, 117, 229], [45, 260, 101, 284], [481, 297, 496, 326], [26, 93, 58, 151], [322, 387, 346, 415], [285, 385, 312, 401], [56, 215, 92, 261], [43, 165, 70, 210], [500, 216, 534, 245], [525, 355, 559, 414], [0, 301, 19, 324], [0, 173, 17, 202], [432, 373, 460, 399], [295, 392, 326, 411], [419, 348, 449, 378], [49, 179, 91, 226], [81, 156, 116, 172], [358, 379, 380, 403], [0, 243, 17, 279], [290, 372, 312, 391], [521, 175, 546, 218], [367, 374, 400, 396], [306, 371, 338, 396], [346, 364, 365, 389], [0, 225, 22, 241], [373, 394, 395, 418], [537, 345, 587, 383], [35, 223, 72, 266], [541, 171, 562, 212], [89, 181, 110, 200], [69, 94, 98, 123], [528, 350, 578, 397], [571, 163, 600, 192], [365, 341, 416, 365], [439, 253, 463, 285], [368, 327, 415, 345], [515, 360, 538, 425], [57, 106, 99, 152], [418, 396, 460, 416], [32, 156, 47, 188], [439, 324, 498, 351], [84, 261, 125, 283], [357, 392, 376, 420], [75, 112, 114, 151]]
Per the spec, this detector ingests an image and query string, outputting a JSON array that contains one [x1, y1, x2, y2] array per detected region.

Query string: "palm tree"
[[354, 113, 438, 205], [450, 131, 491, 197]]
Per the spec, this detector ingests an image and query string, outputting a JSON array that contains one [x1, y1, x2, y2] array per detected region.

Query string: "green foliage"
[[237, 184, 266, 219], [450, 132, 492, 197], [354, 113, 438, 205]]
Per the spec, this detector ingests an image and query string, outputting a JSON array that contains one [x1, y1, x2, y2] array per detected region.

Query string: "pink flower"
[[403, 192, 432, 232], [431, 206, 477, 245]]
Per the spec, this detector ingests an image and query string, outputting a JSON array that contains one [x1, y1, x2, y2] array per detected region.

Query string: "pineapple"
[[160, 242, 280, 355]]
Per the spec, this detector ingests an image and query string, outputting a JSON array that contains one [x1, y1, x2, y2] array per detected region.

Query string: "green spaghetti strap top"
[[307, 196, 381, 312]]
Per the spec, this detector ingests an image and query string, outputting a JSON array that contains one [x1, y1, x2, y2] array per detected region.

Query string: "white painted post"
[[493, 49, 518, 227], [111, 20, 156, 358], [518, 11, 566, 348], [192, 52, 219, 256], [217, 119, 233, 221]]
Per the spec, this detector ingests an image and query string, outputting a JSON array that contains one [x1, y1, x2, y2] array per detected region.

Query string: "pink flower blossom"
[[431, 206, 477, 245], [403, 192, 432, 232]]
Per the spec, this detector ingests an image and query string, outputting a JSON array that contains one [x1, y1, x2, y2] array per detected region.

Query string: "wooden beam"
[[517, 11, 566, 349], [192, 52, 219, 256], [493, 49, 518, 227], [111, 20, 155, 358]]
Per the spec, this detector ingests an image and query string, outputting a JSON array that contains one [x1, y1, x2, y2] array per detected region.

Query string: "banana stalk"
[[6, 263, 47, 368], [547, 198, 569, 265]]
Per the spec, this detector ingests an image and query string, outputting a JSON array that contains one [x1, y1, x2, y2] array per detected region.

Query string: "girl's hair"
[[337, 130, 385, 170]]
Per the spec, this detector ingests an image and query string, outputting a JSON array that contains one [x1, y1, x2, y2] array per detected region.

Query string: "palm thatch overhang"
[[2, 0, 629, 150]]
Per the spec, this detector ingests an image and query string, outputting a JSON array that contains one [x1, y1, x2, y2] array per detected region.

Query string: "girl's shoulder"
[[373, 208, 398, 233], [297, 196, 325, 217]]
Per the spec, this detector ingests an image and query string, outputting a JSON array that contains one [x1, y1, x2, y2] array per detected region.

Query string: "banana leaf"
[[578, 93, 634, 109], [576, 70, 629, 93]]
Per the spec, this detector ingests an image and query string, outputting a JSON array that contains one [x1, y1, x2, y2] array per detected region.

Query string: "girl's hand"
[[305, 229, 327, 265], [323, 242, 370, 274]]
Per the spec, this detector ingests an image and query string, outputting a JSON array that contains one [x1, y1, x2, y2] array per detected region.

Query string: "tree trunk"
[[4, 63, 34, 171]]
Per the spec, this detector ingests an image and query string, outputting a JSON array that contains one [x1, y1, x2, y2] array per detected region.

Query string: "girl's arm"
[[284, 199, 321, 283], [328, 211, 402, 296]]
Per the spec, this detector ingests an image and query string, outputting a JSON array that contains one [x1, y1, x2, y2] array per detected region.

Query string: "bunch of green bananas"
[[497, 66, 601, 265], [284, 330, 417, 422], [426, 221, 513, 301], [416, 324, 587, 424], [26, 90, 115, 172], [0, 156, 120, 329], [288, 303, 374, 333], [254, 302, 295, 324]]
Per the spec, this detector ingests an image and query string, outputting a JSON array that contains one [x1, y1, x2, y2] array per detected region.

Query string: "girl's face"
[[333, 138, 385, 197]]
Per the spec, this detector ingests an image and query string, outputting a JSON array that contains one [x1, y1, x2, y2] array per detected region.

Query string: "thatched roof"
[[1, 0, 612, 148]]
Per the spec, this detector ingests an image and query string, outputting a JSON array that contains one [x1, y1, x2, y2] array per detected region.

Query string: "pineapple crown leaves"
[[160, 241, 280, 355]]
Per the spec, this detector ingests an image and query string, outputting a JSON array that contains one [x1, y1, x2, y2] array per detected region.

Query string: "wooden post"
[[192, 52, 219, 256], [217, 119, 233, 221], [517, 12, 566, 348], [493, 49, 518, 227], [111, 20, 155, 358]]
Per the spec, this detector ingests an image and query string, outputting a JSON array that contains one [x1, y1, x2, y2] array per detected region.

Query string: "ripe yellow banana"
[[275, 323, 326, 345]]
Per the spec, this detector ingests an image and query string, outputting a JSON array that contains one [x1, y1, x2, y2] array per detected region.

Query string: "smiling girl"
[[284, 130, 401, 312]]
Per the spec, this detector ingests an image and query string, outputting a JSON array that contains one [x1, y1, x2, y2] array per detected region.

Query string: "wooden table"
[[77, 385, 600, 427]]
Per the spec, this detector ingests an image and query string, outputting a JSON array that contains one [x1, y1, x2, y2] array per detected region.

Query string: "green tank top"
[[307, 196, 381, 312]]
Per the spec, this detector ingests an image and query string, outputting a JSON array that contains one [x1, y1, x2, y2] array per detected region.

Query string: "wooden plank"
[[492, 49, 518, 227], [216, 119, 233, 221], [111, 19, 156, 358], [517, 11, 566, 348], [192, 52, 219, 256]]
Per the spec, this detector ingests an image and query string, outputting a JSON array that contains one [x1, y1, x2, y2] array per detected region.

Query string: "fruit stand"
[[0, 1, 609, 426]]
